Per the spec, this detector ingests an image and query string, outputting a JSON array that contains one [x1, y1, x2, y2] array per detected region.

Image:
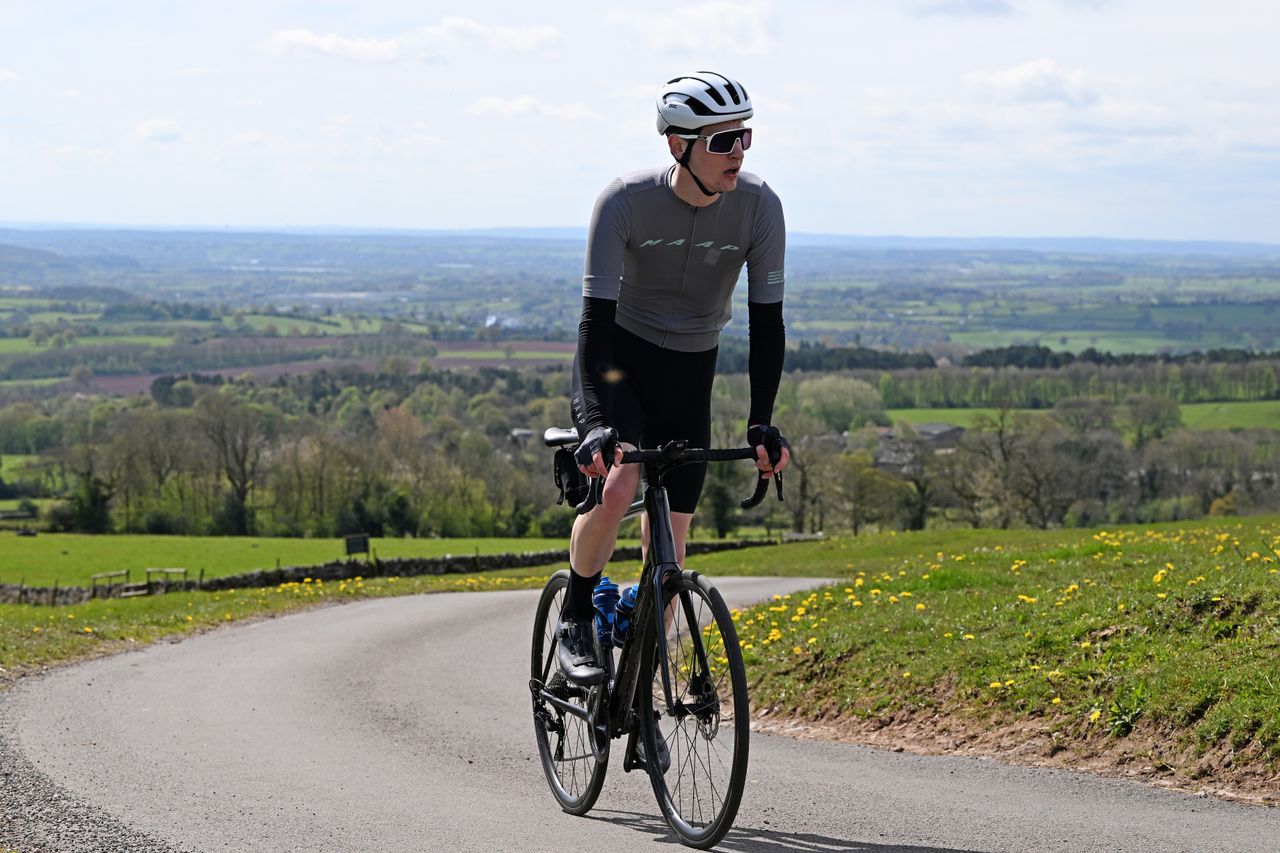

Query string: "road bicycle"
[[530, 429, 783, 849]]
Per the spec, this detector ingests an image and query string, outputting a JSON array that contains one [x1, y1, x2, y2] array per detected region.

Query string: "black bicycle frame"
[[535, 439, 777, 747], [605, 475, 682, 740]]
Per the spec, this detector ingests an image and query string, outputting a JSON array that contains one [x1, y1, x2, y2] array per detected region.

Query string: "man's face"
[[682, 118, 746, 193]]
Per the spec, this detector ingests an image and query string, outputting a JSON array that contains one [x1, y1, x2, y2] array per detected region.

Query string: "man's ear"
[[666, 134, 686, 161]]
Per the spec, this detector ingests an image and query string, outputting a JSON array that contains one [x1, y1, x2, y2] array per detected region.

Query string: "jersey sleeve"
[[582, 178, 631, 300], [746, 182, 785, 304]]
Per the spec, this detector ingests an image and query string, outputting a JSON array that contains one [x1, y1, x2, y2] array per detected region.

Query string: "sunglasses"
[[673, 127, 752, 155]]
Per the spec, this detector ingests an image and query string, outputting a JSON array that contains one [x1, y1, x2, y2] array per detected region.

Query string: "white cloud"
[[232, 131, 265, 147], [899, 0, 1013, 16], [267, 18, 560, 65], [177, 67, 220, 78], [407, 16, 560, 51], [54, 145, 114, 164], [966, 59, 1098, 107], [466, 96, 594, 120], [0, 68, 19, 85], [137, 117, 185, 144], [617, 1, 777, 57], [267, 29, 401, 62]]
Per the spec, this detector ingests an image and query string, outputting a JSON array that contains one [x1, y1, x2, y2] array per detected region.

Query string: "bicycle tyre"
[[640, 570, 749, 849], [530, 570, 609, 815]]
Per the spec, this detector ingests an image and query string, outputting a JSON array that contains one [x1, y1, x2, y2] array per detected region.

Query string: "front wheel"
[[640, 571, 750, 849], [531, 570, 609, 815]]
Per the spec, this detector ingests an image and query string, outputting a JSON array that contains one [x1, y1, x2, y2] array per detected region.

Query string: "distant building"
[[874, 423, 966, 473]]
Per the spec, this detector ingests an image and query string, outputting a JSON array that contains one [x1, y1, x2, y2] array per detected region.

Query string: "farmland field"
[[887, 400, 1280, 431], [0, 534, 575, 587]]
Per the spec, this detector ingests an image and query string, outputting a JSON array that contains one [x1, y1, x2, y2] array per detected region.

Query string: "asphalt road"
[[7, 578, 1279, 853]]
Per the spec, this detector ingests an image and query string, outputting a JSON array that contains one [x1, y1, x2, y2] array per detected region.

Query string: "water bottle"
[[592, 576, 620, 649], [613, 585, 637, 647]]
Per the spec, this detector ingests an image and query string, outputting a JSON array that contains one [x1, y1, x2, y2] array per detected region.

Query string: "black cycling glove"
[[747, 424, 790, 468], [574, 426, 619, 472]]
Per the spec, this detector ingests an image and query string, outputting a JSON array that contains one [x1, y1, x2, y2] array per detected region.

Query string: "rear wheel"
[[530, 570, 609, 814], [640, 571, 749, 849]]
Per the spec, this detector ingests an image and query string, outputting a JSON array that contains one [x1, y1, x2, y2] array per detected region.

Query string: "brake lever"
[[575, 465, 610, 516], [773, 470, 785, 502]]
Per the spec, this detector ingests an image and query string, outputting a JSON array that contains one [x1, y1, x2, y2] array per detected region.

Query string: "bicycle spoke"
[[644, 573, 748, 845], [532, 573, 608, 815]]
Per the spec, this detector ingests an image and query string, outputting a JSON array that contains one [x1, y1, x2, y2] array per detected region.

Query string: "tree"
[[796, 375, 885, 432], [195, 393, 275, 535], [1120, 394, 1182, 449], [829, 452, 908, 534]]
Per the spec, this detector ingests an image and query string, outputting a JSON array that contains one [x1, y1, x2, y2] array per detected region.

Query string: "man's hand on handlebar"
[[575, 425, 622, 479], [748, 424, 791, 479]]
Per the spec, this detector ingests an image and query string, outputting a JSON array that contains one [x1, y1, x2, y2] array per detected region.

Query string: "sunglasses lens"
[[707, 128, 750, 154]]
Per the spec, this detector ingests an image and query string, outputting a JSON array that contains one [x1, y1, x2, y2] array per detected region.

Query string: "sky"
[[1, 0, 1277, 242]]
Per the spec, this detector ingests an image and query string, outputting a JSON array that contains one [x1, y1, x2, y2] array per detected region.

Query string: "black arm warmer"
[[748, 300, 785, 427], [576, 296, 617, 433]]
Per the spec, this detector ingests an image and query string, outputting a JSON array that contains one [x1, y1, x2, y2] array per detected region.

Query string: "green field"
[[0, 454, 38, 479], [888, 400, 1280, 432], [946, 330, 1240, 355], [0, 334, 171, 355], [434, 349, 573, 361], [1179, 400, 1280, 430], [0, 534, 575, 587], [237, 314, 433, 337]]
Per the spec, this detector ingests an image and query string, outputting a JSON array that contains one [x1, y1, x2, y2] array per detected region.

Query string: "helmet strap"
[[676, 136, 720, 198]]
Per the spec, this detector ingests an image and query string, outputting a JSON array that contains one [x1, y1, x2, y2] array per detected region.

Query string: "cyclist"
[[558, 71, 791, 687]]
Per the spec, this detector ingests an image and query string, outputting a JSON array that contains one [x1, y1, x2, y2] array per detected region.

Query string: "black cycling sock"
[[565, 568, 602, 621]]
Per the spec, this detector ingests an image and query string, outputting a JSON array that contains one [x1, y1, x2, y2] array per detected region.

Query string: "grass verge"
[[0, 567, 562, 686], [702, 515, 1280, 800]]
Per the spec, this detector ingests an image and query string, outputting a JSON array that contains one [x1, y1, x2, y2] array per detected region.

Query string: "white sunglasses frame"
[[671, 127, 752, 155]]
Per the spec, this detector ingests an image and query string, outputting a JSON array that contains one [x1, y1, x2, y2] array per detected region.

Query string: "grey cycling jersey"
[[583, 165, 785, 353]]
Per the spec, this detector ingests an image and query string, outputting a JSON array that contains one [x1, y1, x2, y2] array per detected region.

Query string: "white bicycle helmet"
[[656, 71, 753, 134]]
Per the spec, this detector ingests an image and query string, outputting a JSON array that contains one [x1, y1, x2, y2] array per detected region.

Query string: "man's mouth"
[[724, 167, 740, 177]]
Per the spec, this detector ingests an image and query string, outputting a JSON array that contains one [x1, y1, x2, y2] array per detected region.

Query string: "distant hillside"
[[4, 225, 1279, 259], [0, 242, 79, 278]]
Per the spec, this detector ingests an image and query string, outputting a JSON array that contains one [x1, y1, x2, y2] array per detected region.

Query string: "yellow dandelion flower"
[[1051, 697, 1061, 705], [902, 671, 911, 678], [916, 603, 926, 611], [989, 681, 1002, 689], [83, 627, 94, 634], [1089, 709, 1102, 723], [963, 634, 975, 640], [943, 632, 953, 638], [32, 627, 41, 633], [792, 645, 804, 654]]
